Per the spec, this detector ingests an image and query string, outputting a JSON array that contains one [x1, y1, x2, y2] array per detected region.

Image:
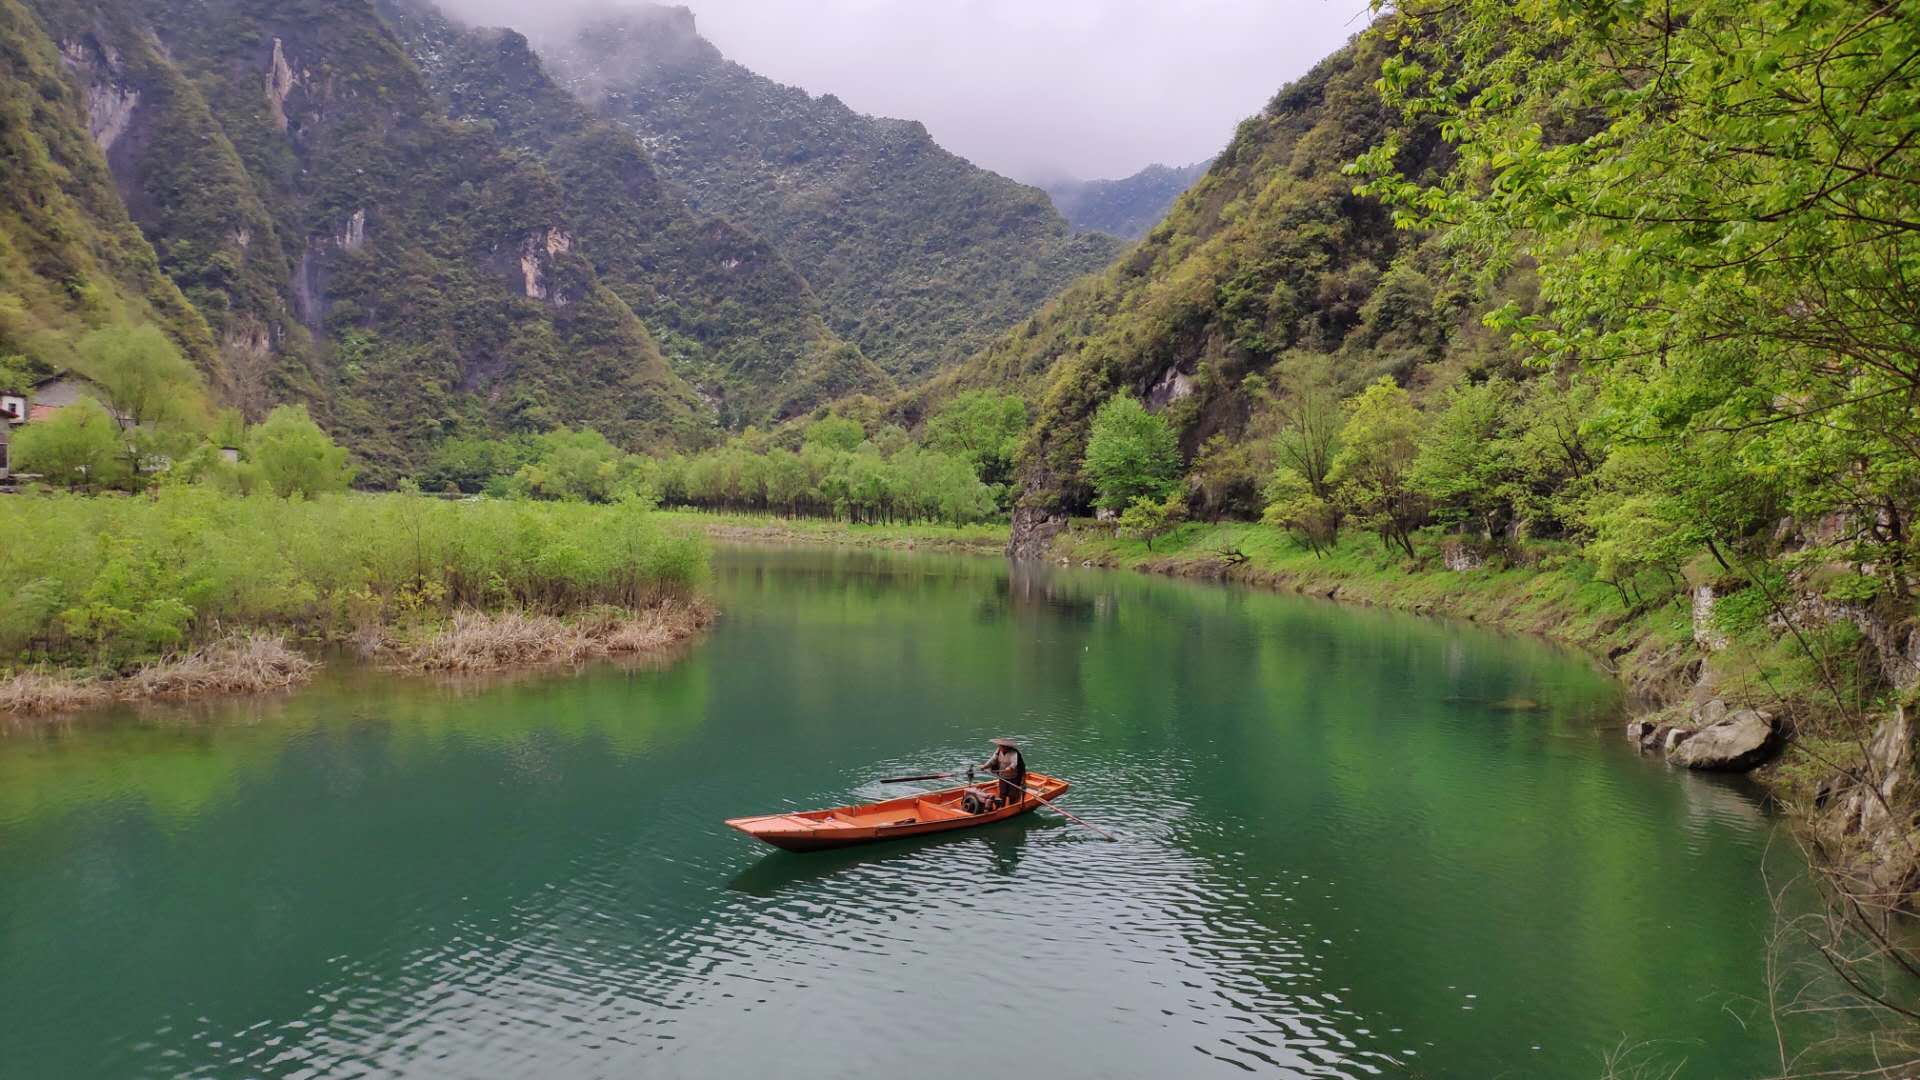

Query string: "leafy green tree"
[[250, 405, 355, 498], [77, 325, 204, 429], [804, 415, 865, 452], [0, 354, 35, 394], [420, 435, 536, 494], [13, 398, 130, 489], [511, 428, 636, 503], [1118, 492, 1188, 551], [1330, 378, 1425, 558], [1263, 467, 1339, 555], [1409, 378, 1515, 538], [1359, 1, 1920, 593], [1271, 353, 1342, 502], [1575, 448, 1696, 608], [1083, 394, 1181, 512], [1188, 433, 1266, 520], [925, 390, 1028, 486]]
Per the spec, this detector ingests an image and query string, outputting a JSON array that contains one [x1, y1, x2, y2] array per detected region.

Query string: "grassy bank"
[[659, 509, 1009, 555], [1053, 519, 1715, 705], [0, 489, 711, 718]]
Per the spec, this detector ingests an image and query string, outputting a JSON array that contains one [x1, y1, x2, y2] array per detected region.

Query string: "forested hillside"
[[12, 0, 1118, 479], [923, 3, 1920, 989], [933, 33, 1440, 522], [377, 0, 893, 427], [0, 0, 220, 404], [1044, 159, 1213, 239], [535, 4, 1124, 380], [12, 0, 719, 481]]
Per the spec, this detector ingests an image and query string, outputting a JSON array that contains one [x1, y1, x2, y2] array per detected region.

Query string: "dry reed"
[[118, 633, 316, 700], [1, 632, 315, 719], [0, 672, 113, 716], [398, 599, 715, 673]]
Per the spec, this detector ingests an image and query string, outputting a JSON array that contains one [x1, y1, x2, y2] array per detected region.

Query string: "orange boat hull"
[[726, 773, 1071, 852]]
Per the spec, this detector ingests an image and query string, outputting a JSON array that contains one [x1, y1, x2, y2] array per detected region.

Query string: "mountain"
[[14, 0, 721, 480], [533, 5, 1125, 381], [1044, 160, 1213, 240], [0, 0, 222, 397], [375, 0, 893, 429], [922, 32, 1469, 539]]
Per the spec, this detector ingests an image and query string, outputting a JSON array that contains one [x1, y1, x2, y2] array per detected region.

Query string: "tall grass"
[[0, 489, 707, 668]]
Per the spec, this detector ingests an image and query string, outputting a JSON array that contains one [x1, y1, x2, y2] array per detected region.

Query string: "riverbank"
[[1050, 520, 1697, 701], [1045, 517, 1920, 914], [658, 509, 1009, 555], [1, 599, 718, 725]]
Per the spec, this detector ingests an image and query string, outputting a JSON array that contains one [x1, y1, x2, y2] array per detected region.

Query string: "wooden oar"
[[1010, 781, 1118, 841], [878, 771, 957, 783]]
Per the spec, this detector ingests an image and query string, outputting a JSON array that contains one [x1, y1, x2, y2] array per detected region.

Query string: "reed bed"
[[0, 488, 707, 667], [0, 672, 113, 716], [398, 600, 715, 673], [1, 632, 313, 718], [116, 633, 315, 700]]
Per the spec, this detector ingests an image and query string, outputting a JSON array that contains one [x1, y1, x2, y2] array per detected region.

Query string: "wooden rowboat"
[[726, 773, 1071, 852]]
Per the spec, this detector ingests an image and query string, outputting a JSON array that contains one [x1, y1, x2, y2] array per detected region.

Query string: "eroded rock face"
[[266, 38, 298, 132], [1692, 585, 1728, 651], [1008, 505, 1066, 561], [1146, 364, 1193, 408], [518, 227, 574, 302], [339, 209, 367, 251], [1668, 708, 1778, 771], [60, 40, 141, 154], [1441, 540, 1484, 572]]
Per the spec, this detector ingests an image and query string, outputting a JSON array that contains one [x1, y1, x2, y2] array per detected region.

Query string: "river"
[[0, 546, 1810, 1077]]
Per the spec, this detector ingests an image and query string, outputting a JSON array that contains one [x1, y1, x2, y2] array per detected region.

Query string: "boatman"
[[977, 737, 1028, 809]]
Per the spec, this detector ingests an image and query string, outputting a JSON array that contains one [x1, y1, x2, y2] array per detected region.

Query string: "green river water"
[[0, 546, 1815, 1077]]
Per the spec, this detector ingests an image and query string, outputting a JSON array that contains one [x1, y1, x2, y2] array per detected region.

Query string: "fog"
[[433, 0, 1369, 184]]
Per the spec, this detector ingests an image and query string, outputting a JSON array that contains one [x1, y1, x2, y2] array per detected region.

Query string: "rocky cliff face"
[[535, 4, 1125, 382]]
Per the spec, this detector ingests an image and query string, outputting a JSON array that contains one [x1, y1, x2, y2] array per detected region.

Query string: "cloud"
[[433, 0, 1370, 183]]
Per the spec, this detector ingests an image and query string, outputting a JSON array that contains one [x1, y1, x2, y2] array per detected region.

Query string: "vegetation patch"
[[1, 631, 311, 721], [666, 510, 1009, 555], [389, 601, 715, 673], [0, 487, 711, 709]]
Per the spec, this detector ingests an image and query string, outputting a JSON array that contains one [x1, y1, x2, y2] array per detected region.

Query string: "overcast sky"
[[438, 0, 1370, 184]]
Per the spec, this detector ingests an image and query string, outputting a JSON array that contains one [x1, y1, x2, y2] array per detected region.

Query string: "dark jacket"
[[981, 746, 1027, 798]]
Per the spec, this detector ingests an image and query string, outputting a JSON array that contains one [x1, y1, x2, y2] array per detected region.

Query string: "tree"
[[1271, 353, 1341, 502], [1118, 492, 1188, 551], [77, 325, 204, 429], [510, 428, 636, 503], [804, 415, 865, 452], [420, 435, 536, 494], [1409, 377, 1515, 538], [1330, 378, 1425, 558], [1083, 394, 1181, 512], [925, 390, 1028, 486], [1188, 433, 1266, 520], [1263, 467, 1339, 555], [250, 405, 354, 498], [1358, 0, 1920, 595], [12, 398, 130, 489]]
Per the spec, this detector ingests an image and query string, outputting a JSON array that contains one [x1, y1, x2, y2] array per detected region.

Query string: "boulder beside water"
[[1667, 707, 1778, 771], [1627, 702, 1779, 772]]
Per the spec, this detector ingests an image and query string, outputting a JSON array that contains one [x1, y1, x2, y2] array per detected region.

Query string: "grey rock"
[[1669, 709, 1777, 771]]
